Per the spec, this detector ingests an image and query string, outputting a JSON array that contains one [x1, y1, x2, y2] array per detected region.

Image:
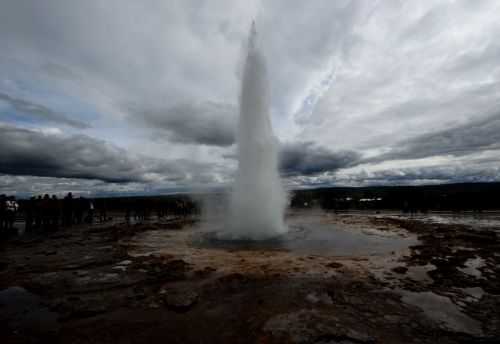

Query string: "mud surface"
[[1, 212, 499, 343]]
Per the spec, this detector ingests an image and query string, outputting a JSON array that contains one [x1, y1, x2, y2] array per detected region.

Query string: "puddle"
[[399, 291, 482, 335], [461, 287, 485, 302], [405, 264, 436, 283], [457, 257, 485, 278]]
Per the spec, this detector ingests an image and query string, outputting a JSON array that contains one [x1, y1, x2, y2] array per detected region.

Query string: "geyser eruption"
[[225, 22, 287, 239]]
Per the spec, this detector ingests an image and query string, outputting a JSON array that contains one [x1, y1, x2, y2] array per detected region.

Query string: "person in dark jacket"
[[50, 195, 60, 230], [24, 197, 35, 233], [62, 192, 74, 227], [0, 194, 6, 231], [5, 196, 19, 231]]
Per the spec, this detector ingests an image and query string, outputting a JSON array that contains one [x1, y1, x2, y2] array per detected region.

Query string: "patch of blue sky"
[[2, 79, 99, 125], [0, 110, 46, 131], [1, 59, 100, 125], [39, 92, 100, 123]]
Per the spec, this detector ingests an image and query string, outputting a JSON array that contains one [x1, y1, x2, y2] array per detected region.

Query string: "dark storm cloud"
[[280, 142, 360, 176], [0, 124, 206, 183], [132, 102, 236, 146], [374, 114, 500, 162], [0, 125, 141, 182], [0, 92, 89, 129]]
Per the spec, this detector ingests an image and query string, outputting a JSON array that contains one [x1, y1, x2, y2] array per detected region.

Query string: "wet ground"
[[1, 211, 499, 343]]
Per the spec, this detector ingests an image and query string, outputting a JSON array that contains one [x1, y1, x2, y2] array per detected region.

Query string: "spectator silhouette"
[[98, 199, 107, 223], [24, 197, 35, 232], [0, 194, 6, 231], [34, 195, 43, 229], [5, 196, 18, 231], [124, 202, 131, 225], [41, 194, 51, 231], [50, 195, 60, 230], [63, 192, 74, 226], [88, 200, 94, 224], [74, 197, 86, 224]]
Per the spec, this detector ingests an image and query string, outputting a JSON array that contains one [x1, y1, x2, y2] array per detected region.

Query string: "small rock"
[[306, 292, 333, 305], [148, 302, 160, 309], [194, 266, 216, 277], [306, 293, 320, 304], [383, 314, 402, 323], [75, 270, 89, 277], [392, 266, 408, 274], [112, 265, 127, 272], [163, 288, 199, 312], [326, 262, 343, 269], [135, 292, 147, 300]]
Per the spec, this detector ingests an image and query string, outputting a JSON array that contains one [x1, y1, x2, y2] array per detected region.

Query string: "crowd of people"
[[123, 198, 196, 224], [23, 192, 102, 232], [1, 193, 198, 236], [0, 193, 106, 234]]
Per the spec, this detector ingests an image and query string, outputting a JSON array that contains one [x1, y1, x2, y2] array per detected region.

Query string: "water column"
[[226, 22, 287, 239]]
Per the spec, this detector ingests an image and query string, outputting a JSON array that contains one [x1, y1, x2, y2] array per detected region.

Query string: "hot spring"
[[193, 211, 417, 256], [128, 210, 419, 273]]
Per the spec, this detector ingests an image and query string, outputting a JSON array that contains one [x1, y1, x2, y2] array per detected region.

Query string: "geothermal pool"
[[193, 212, 417, 256], [128, 211, 418, 263]]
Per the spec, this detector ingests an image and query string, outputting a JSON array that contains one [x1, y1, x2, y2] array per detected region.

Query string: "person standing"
[[5, 196, 19, 231], [0, 194, 6, 231], [125, 202, 131, 226], [24, 197, 35, 233], [98, 199, 107, 223], [74, 197, 85, 224], [88, 200, 94, 224], [34, 195, 43, 229], [51, 195, 60, 230], [41, 194, 51, 231], [63, 192, 74, 227]]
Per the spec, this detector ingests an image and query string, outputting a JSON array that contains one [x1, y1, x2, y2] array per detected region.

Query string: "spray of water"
[[223, 22, 287, 240]]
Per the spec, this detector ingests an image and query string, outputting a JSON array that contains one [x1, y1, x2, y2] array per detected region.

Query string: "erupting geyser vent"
[[222, 22, 287, 240]]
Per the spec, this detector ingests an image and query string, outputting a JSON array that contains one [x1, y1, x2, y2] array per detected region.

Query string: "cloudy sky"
[[1, 0, 500, 196]]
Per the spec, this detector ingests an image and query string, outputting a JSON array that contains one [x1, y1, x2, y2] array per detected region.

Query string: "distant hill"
[[290, 182, 500, 211], [16, 182, 499, 214]]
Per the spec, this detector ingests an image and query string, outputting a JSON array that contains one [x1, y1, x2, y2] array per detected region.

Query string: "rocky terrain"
[[1, 213, 499, 343]]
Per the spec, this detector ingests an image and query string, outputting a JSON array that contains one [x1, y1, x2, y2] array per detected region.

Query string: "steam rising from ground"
[[222, 23, 287, 240]]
